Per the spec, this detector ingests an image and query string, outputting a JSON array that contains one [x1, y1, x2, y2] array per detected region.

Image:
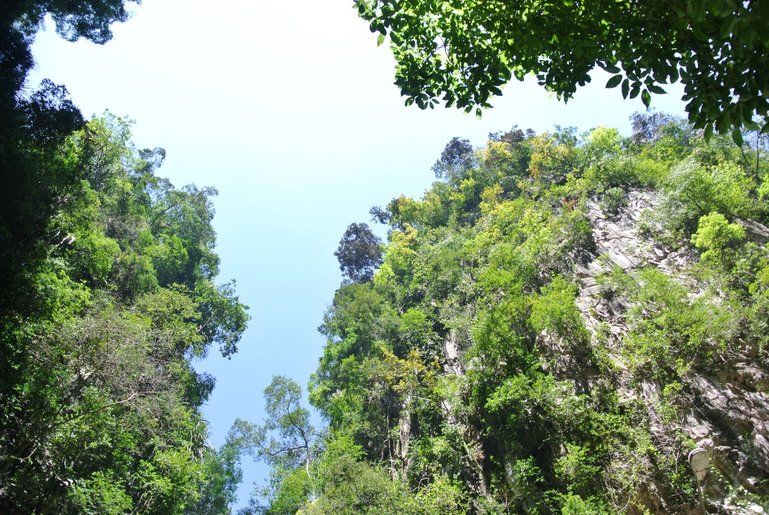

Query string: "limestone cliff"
[[573, 190, 769, 513]]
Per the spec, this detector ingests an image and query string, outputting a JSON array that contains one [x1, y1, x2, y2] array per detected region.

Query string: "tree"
[[230, 376, 318, 513], [356, 0, 769, 139], [1, 0, 138, 118], [2, 0, 137, 43], [310, 125, 769, 512], [432, 136, 474, 180], [0, 116, 249, 512], [0, 0, 138, 315], [188, 441, 244, 515], [334, 223, 383, 283]]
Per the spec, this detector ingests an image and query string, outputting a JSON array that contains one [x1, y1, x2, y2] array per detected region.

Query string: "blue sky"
[[29, 0, 688, 508]]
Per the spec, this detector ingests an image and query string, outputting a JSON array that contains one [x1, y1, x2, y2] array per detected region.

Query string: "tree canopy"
[[355, 0, 769, 139], [230, 376, 319, 514], [0, 114, 249, 512], [0, 4, 262, 511], [334, 223, 383, 283]]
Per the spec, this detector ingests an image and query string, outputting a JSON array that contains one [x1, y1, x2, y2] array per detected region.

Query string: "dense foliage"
[[355, 0, 769, 139], [2, 4, 254, 511], [0, 114, 249, 512], [5, 2, 769, 513], [248, 115, 769, 513], [334, 223, 384, 283], [1, 0, 137, 306]]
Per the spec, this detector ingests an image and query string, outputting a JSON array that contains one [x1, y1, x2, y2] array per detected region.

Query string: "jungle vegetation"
[[1, 3, 249, 511], [0, 112, 249, 512], [239, 114, 769, 513], [355, 0, 769, 140], [2, 0, 769, 513]]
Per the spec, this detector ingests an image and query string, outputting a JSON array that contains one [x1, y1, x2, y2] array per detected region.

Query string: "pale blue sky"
[[29, 0, 688, 507]]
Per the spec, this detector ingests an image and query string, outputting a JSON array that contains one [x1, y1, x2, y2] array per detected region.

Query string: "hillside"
[[250, 116, 769, 513]]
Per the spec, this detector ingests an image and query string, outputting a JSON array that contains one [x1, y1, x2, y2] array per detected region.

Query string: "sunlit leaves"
[[311, 120, 769, 512], [0, 115, 248, 511]]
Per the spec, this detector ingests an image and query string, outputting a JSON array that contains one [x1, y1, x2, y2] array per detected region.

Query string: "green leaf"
[[720, 17, 736, 38], [731, 128, 744, 146], [605, 75, 623, 88], [647, 84, 666, 95], [641, 89, 651, 108], [621, 79, 629, 99], [377, 34, 385, 46]]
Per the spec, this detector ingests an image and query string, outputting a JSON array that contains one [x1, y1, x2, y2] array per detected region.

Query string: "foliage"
[[691, 212, 746, 267], [295, 117, 769, 512], [431, 136, 474, 180], [0, 0, 142, 337], [355, 0, 769, 138], [231, 376, 319, 513], [0, 115, 248, 512], [334, 222, 384, 283]]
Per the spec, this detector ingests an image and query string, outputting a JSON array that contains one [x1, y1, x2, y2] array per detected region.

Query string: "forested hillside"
[[245, 115, 769, 513]]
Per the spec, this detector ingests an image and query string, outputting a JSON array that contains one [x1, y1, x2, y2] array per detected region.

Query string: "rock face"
[[575, 190, 696, 340], [574, 190, 769, 513]]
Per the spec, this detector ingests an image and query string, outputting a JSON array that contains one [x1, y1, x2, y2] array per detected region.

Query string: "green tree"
[[232, 376, 319, 514], [356, 0, 768, 137], [334, 223, 383, 283], [309, 121, 769, 511], [431, 136, 474, 180], [0, 116, 248, 512], [188, 441, 244, 515], [0, 0, 137, 328]]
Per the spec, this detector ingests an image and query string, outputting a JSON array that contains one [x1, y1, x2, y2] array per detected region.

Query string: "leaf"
[[647, 84, 666, 95], [603, 64, 621, 74], [621, 79, 630, 99], [641, 89, 651, 108], [731, 128, 744, 146], [743, 117, 759, 131], [720, 17, 736, 38], [605, 75, 623, 88], [629, 83, 641, 99], [377, 34, 386, 46]]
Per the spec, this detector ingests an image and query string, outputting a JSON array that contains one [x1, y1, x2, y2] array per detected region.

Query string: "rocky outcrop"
[[575, 190, 696, 343], [574, 190, 769, 513]]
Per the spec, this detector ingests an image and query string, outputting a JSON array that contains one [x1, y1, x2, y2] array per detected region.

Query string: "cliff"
[[289, 122, 769, 513], [574, 190, 769, 513]]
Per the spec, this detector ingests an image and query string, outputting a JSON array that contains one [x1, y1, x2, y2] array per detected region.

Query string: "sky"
[[28, 0, 688, 508]]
